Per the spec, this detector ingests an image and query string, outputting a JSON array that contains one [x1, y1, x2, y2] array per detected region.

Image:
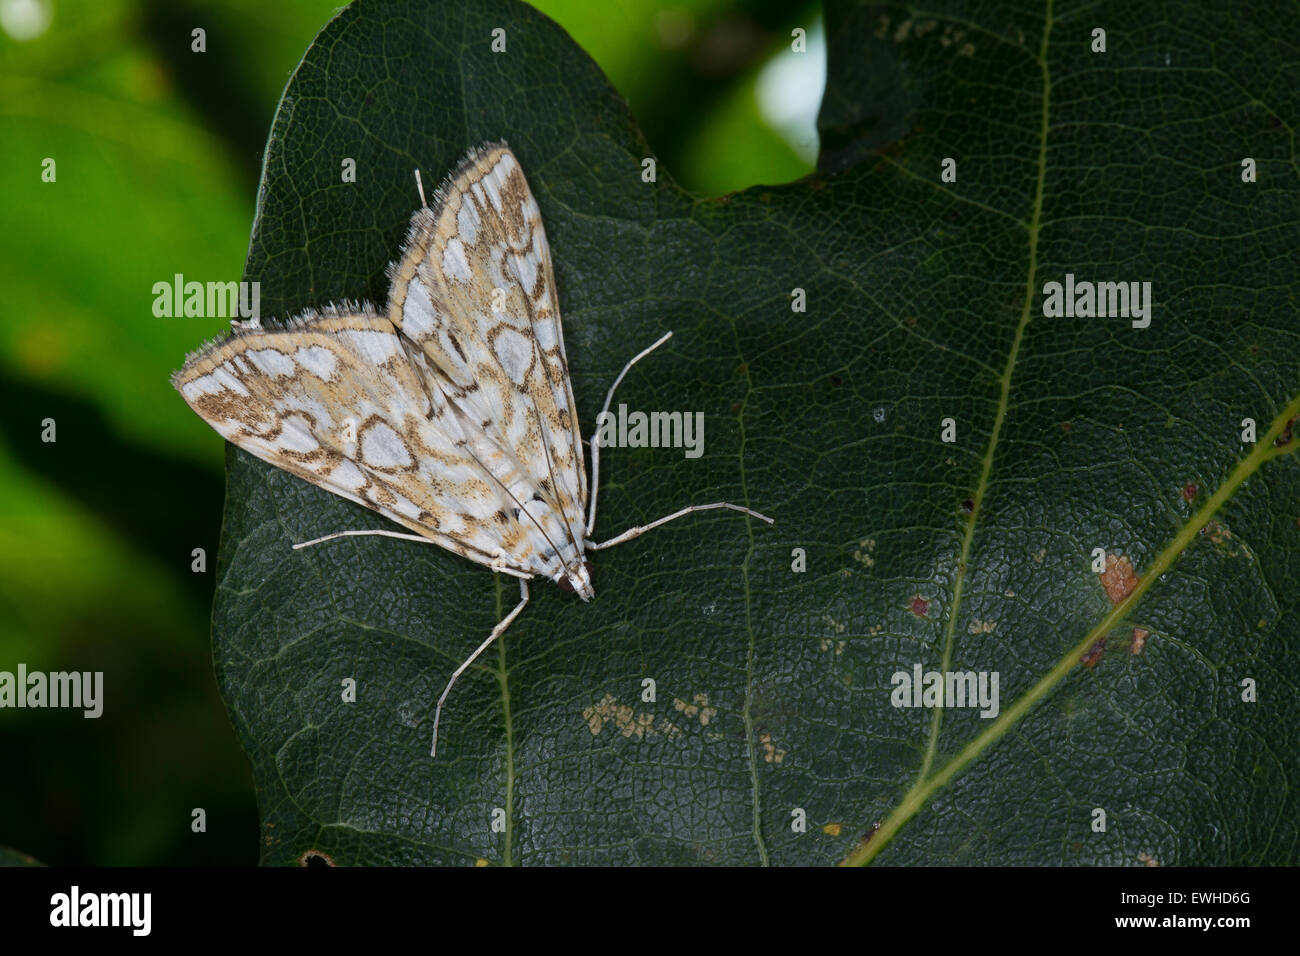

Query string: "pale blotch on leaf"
[[758, 733, 786, 764], [818, 636, 846, 656], [1130, 627, 1149, 655], [673, 693, 717, 726], [822, 614, 846, 635], [1202, 519, 1248, 558], [584, 694, 680, 739]]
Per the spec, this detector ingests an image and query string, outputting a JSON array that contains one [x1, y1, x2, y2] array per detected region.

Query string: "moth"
[[173, 142, 773, 757]]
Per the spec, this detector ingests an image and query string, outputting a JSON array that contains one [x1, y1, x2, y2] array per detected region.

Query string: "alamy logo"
[[152, 273, 260, 319], [50, 886, 151, 936], [593, 403, 705, 458], [890, 663, 999, 718], [0, 665, 102, 718], [1041, 273, 1152, 328]]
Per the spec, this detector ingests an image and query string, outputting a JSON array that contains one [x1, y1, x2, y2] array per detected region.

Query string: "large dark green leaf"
[[212, 0, 1300, 865]]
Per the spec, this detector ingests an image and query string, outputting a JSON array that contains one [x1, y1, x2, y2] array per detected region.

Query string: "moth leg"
[[431, 578, 530, 758], [293, 528, 440, 550], [586, 331, 674, 536], [586, 501, 774, 551]]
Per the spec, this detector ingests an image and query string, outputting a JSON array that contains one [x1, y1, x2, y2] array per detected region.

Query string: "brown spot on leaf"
[[909, 595, 930, 618], [1130, 627, 1148, 655], [823, 822, 843, 837], [298, 848, 336, 867], [856, 821, 882, 849], [1181, 482, 1197, 502], [1273, 416, 1296, 447], [1080, 636, 1107, 668], [1098, 554, 1139, 603]]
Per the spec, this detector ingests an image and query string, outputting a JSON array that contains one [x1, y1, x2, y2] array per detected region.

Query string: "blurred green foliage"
[[0, 0, 817, 864]]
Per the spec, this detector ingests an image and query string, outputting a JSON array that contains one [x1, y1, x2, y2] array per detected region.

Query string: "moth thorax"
[[556, 560, 594, 602]]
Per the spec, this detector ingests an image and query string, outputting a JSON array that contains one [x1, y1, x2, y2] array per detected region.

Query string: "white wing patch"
[[361, 421, 412, 470], [493, 328, 532, 385]]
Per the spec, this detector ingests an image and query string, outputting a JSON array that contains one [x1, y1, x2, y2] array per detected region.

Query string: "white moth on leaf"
[[173, 142, 773, 757]]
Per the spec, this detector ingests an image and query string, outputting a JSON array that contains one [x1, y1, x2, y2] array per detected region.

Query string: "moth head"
[[557, 559, 594, 602]]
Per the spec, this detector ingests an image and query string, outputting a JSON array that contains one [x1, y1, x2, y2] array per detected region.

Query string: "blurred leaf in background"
[[535, 0, 819, 193], [0, 0, 823, 863]]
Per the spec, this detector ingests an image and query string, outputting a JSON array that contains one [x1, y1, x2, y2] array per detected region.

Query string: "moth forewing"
[[173, 142, 773, 759], [386, 143, 590, 579]]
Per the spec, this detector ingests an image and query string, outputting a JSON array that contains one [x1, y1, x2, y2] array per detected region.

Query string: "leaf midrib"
[[917, 0, 1054, 786]]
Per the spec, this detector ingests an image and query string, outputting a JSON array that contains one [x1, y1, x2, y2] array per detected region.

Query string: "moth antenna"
[[586, 502, 774, 551], [586, 331, 673, 536]]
